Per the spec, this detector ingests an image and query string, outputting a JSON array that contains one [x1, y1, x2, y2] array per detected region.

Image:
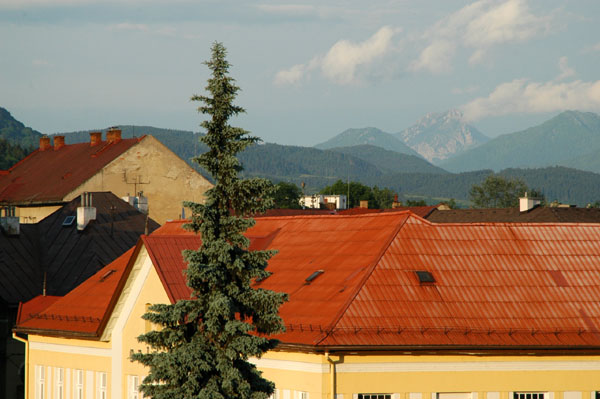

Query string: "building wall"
[[15, 205, 62, 224], [257, 351, 600, 399], [66, 135, 212, 224]]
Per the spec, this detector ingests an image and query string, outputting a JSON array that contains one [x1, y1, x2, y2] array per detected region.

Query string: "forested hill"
[[0, 107, 42, 168], [51, 125, 600, 206], [0, 108, 43, 147]]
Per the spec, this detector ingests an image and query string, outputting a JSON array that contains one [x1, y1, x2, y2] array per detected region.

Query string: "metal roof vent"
[[305, 270, 324, 284], [416, 270, 435, 284]]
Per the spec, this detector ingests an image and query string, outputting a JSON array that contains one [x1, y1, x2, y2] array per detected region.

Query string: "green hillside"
[[328, 144, 448, 175], [0, 107, 43, 148], [315, 127, 419, 157], [440, 111, 600, 172]]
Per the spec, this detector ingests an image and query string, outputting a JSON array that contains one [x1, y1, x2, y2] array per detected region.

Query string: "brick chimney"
[[90, 132, 102, 146], [107, 128, 122, 143], [39, 136, 51, 151], [54, 135, 65, 150]]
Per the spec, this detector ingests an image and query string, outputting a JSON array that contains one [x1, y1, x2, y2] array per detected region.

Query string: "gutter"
[[326, 352, 343, 399], [12, 332, 28, 399]]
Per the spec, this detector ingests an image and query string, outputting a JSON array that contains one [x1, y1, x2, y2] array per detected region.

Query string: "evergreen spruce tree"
[[133, 42, 287, 399]]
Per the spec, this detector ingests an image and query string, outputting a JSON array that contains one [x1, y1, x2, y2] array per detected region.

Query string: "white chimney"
[[121, 191, 148, 214], [519, 192, 541, 212], [0, 206, 20, 235], [77, 192, 96, 230]]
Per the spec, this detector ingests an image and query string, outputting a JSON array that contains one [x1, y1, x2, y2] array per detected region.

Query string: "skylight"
[[415, 270, 435, 283], [305, 270, 324, 283], [62, 215, 75, 227]]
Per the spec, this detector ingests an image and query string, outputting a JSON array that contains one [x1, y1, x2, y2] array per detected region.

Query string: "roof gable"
[[15, 246, 136, 337], [0, 137, 143, 204]]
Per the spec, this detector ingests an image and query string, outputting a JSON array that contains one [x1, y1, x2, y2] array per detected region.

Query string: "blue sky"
[[1, 0, 599, 145]]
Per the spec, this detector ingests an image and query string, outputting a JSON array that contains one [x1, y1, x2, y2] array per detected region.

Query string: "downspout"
[[326, 352, 343, 399], [13, 332, 28, 399]]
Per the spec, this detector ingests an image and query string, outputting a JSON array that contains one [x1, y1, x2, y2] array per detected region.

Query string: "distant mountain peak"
[[396, 109, 488, 163], [315, 127, 420, 157]]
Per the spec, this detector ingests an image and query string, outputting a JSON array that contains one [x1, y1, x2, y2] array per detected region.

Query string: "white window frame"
[[74, 369, 84, 399], [35, 365, 45, 399], [128, 375, 140, 399], [55, 367, 64, 399], [97, 372, 108, 399]]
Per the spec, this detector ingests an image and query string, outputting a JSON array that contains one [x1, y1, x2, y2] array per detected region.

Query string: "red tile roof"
[[17, 213, 600, 350], [15, 247, 136, 337], [0, 137, 143, 204]]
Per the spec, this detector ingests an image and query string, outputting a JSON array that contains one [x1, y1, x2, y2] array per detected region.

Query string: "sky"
[[1, 0, 599, 146]]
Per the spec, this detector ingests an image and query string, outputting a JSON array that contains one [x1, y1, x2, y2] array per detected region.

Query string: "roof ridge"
[[314, 213, 412, 345]]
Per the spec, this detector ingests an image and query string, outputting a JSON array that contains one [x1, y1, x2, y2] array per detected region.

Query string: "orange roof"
[[17, 213, 600, 350], [0, 137, 143, 204], [15, 247, 136, 337]]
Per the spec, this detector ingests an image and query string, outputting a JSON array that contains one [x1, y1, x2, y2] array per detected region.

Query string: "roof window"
[[415, 270, 435, 284], [305, 270, 324, 284], [62, 215, 75, 227]]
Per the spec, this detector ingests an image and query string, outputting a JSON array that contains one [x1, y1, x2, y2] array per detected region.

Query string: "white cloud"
[[109, 23, 149, 32], [275, 26, 400, 86], [461, 78, 600, 121], [555, 56, 574, 81], [583, 42, 600, 53], [32, 59, 51, 67], [412, 0, 552, 73], [409, 40, 455, 74]]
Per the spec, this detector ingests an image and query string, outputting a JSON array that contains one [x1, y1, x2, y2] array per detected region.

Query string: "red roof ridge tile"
[[314, 213, 411, 346]]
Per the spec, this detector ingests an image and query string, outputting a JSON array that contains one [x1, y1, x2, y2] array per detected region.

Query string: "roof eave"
[[12, 326, 100, 340], [274, 342, 600, 355]]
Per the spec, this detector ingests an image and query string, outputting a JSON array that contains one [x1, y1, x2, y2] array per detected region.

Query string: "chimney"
[[519, 192, 541, 212], [392, 194, 402, 208], [90, 132, 102, 146], [360, 200, 369, 209], [39, 136, 51, 151], [54, 135, 65, 150], [77, 192, 96, 231], [107, 128, 122, 143], [0, 206, 19, 235]]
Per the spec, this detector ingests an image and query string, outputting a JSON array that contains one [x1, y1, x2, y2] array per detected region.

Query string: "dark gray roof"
[[0, 192, 159, 304], [427, 206, 600, 223]]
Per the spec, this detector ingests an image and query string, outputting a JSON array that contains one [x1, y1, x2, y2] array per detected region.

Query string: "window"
[[55, 368, 64, 399], [97, 372, 107, 399], [358, 395, 391, 399], [35, 365, 45, 399], [74, 369, 84, 399], [514, 393, 545, 399], [128, 375, 140, 399], [596, 392, 600, 399], [269, 389, 280, 399], [298, 392, 309, 399]]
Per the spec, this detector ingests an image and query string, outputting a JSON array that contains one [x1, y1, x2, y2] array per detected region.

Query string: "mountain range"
[[440, 111, 600, 173], [315, 127, 419, 156], [4, 106, 600, 206]]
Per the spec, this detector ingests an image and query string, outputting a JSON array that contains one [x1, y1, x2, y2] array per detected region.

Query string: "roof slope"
[[16, 247, 136, 336], [0, 137, 142, 204], [17, 212, 600, 350], [0, 192, 159, 305], [428, 206, 600, 223]]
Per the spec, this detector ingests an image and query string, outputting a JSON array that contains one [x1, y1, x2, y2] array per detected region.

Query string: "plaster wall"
[[66, 135, 212, 224]]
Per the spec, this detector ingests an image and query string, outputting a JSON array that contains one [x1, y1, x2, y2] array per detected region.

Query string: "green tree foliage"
[[133, 42, 287, 399], [405, 199, 428, 206], [469, 174, 544, 208], [272, 182, 302, 209], [0, 138, 32, 169], [319, 179, 396, 209]]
